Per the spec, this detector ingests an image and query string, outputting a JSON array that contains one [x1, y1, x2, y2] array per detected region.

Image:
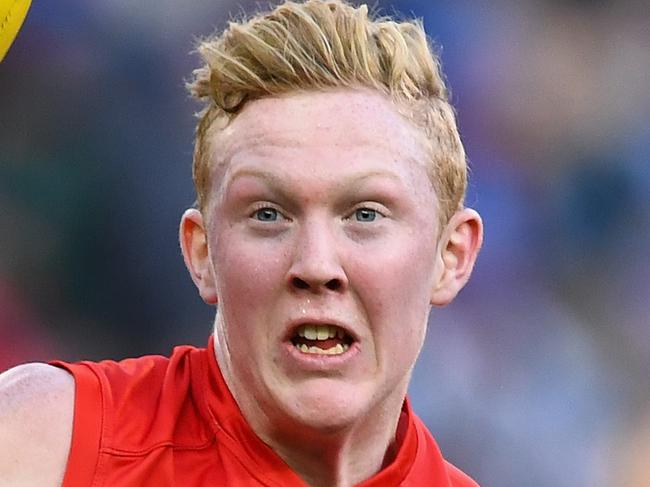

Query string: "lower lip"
[[281, 341, 361, 370]]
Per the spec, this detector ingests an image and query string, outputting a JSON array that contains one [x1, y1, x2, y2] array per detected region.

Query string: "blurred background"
[[1, 0, 649, 485]]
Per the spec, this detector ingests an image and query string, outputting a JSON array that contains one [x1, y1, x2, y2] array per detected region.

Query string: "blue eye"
[[354, 208, 377, 222], [253, 208, 279, 221]]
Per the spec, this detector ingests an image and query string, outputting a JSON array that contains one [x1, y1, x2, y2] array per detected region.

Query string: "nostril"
[[292, 277, 310, 290], [290, 276, 342, 291], [325, 279, 341, 291]]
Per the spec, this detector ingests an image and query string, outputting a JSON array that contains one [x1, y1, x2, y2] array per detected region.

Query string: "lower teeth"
[[296, 343, 349, 355]]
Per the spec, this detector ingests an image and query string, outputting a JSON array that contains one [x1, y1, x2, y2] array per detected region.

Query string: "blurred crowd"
[[1, 1, 649, 486]]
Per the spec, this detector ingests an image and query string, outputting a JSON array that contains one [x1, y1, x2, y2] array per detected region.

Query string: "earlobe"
[[430, 208, 483, 306], [179, 209, 218, 305]]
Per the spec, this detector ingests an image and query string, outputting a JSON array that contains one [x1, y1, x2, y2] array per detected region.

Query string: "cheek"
[[352, 236, 435, 344], [213, 234, 289, 321], [359, 229, 436, 298]]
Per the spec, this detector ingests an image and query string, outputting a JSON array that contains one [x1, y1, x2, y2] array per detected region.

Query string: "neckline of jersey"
[[192, 335, 421, 486]]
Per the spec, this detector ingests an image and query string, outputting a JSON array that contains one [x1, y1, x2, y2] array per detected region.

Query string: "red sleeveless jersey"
[[51, 337, 478, 486]]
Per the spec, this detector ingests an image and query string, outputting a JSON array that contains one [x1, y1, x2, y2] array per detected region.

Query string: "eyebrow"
[[225, 168, 286, 192], [224, 167, 402, 193]]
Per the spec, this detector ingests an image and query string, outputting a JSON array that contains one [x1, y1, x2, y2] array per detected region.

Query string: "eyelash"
[[347, 204, 386, 222], [247, 203, 387, 223], [249, 203, 285, 222]]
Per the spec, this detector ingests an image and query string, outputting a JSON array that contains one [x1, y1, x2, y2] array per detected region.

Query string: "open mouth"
[[290, 324, 354, 356]]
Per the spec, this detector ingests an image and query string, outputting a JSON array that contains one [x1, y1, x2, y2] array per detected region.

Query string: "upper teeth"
[[296, 324, 346, 340]]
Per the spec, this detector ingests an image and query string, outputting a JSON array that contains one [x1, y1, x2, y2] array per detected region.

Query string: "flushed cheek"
[[213, 238, 289, 341], [216, 234, 288, 297], [352, 247, 433, 362]]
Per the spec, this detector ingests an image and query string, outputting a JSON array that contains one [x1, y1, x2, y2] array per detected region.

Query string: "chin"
[[277, 378, 372, 433]]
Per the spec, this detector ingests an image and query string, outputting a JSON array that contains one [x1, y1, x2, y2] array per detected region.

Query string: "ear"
[[179, 209, 218, 305], [430, 208, 483, 306]]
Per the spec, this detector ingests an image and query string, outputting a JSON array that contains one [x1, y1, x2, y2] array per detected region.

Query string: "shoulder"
[[63, 345, 209, 452], [0, 363, 74, 487]]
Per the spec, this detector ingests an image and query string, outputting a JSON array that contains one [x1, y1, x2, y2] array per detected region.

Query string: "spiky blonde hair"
[[187, 0, 467, 225]]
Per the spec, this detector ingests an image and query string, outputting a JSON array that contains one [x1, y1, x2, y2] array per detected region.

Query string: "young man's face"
[[193, 89, 457, 433]]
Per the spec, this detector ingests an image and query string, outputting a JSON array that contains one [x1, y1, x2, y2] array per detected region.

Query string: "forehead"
[[200, 89, 439, 221], [211, 89, 428, 172]]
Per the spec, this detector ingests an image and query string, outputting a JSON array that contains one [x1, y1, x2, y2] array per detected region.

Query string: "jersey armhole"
[[50, 361, 104, 487]]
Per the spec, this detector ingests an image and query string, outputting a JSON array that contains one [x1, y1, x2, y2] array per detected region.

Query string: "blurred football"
[[0, 0, 32, 62]]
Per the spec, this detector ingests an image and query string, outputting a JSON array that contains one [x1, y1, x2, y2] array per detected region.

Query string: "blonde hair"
[[187, 0, 467, 225]]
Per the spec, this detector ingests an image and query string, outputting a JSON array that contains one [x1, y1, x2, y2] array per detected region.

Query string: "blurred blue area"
[[1, 1, 649, 486]]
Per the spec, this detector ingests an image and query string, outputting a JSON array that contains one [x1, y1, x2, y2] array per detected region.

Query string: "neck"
[[212, 322, 410, 487], [257, 395, 405, 487]]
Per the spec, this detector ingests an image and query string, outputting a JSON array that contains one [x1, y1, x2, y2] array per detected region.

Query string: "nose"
[[287, 220, 348, 294]]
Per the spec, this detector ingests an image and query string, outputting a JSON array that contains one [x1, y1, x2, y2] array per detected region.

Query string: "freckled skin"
[[207, 90, 442, 435]]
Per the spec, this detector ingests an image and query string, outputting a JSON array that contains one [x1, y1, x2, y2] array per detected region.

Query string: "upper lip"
[[284, 317, 359, 342]]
